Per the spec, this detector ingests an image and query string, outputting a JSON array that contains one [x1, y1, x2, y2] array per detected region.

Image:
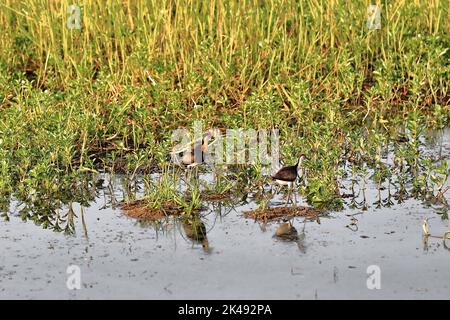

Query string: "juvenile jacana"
[[271, 154, 306, 205], [172, 129, 216, 168]]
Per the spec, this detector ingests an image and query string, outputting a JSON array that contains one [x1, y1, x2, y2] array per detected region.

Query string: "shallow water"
[[1, 131, 449, 299]]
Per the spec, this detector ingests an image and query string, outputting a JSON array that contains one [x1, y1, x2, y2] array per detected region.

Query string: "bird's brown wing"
[[271, 165, 297, 181]]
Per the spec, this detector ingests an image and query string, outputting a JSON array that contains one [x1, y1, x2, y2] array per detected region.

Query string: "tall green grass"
[[1, 0, 448, 114]]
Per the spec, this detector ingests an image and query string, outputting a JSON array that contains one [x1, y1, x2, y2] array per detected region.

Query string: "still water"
[[0, 131, 449, 299]]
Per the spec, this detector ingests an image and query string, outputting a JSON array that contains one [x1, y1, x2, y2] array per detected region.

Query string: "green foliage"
[[0, 0, 448, 224]]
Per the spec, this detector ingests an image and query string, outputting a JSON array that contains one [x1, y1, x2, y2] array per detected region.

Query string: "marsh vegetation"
[[0, 0, 448, 234]]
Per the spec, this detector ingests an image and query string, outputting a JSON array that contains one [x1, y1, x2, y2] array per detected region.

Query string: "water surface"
[[1, 131, 449, 299]]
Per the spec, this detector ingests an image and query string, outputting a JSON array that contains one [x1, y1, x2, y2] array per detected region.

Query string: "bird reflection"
[[294, 219, 308, 253], [182, 215, 209, 252], [274, 219, 307, 253], [275, 221, 298, 241]]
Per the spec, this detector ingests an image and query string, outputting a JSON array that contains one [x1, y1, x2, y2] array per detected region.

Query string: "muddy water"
[[0, 131, 449, 299]]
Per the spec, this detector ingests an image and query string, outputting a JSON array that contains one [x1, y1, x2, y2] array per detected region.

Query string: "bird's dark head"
[[297, 154, 307, 166]]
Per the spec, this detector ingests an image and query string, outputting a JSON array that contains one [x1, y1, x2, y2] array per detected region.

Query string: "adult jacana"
[[271, 154, 306, 185], [271, 154, 306, 205]]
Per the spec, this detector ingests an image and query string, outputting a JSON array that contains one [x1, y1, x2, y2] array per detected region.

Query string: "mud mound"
[[243, 205, 322, 222], [120, 199, 182, 221]]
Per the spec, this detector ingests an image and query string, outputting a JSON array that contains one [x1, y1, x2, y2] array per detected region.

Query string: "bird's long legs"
[[294, 180, 298, 205], [184, 165, 201, 187], [285, 182, 297, 207], [184, 167, 192, 185], [285, 188, 291, 206]]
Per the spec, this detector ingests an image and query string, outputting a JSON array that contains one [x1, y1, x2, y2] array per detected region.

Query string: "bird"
[[271, 154, 306, 186], [172, 129, 216, 168], [271, 154, 306, 205]]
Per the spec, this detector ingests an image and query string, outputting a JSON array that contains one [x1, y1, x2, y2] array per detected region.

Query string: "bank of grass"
[[0, 0, 449, 216]]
